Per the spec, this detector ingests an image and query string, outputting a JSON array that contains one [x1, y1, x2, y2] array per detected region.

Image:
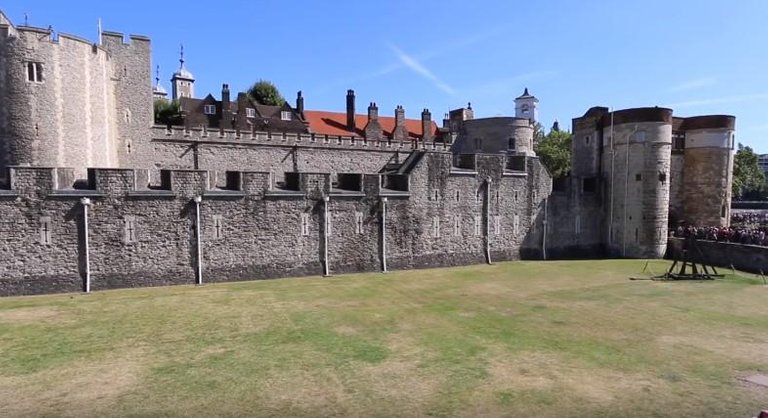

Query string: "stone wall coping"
[[48, 190, 105, 198], [202, 190, 247, 199], [126, 190, 175, 198]]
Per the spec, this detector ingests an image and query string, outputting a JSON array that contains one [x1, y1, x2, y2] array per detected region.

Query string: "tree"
[[154, 99, 183, 125], [535, 128, 572, 179], [732, 143, 766, 200], [247, 80, 285, 106]]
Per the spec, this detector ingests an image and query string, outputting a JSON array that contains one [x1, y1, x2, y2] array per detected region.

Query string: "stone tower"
[[601, 108, 672, 258], [171, 45, 194, 100], [514, 88, 538, 124], [680, 115, 735, 226]]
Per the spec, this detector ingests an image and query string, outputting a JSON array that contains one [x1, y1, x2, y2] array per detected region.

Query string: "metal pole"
[[542, 197, 548, 260], [485, 178, 492, 264], [323, 196, 330, 276], [80, 197, 92, 293], [193, 195, 203, 285], [381, 197, 388, 272]]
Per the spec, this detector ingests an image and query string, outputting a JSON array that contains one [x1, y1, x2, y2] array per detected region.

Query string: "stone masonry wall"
[[667, 237, 768, 275], [0, 150, 552, 296]]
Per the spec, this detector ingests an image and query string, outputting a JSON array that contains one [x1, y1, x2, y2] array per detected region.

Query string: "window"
[[432, 216, 440, 237], [246, 108, 256, 118], [39, 216, 52, 244], [455, 190, 460, 202], [522, 104, 529, 114], [635, 173, 642, 181], [496, 190, 500, 203], [635, 228, 639, 243], [27, 62, 43, 83], [355, 212, 364, 234], [582, 177, 597, 194], [212, 215, 223, 240], [585, 135, 590, 145], [474, 138, 483, 150], [475, 190, 481, 204], [721, 205, 726, 218], [453, 215, 461, 236], [301, 213, 310, 236], [659, 172, 667, 184], [513, 214, 519, 235], [514, 190, 519, 202], [281, 111, 291, 121], [433, 190, 439, 201], [474, 216, 482, 236], [203, 104, 216, 115], [508, 137, 516, 150], [124, 216, 137, 244], [494, 216, 501, 235], [672, 133, 685, 151]]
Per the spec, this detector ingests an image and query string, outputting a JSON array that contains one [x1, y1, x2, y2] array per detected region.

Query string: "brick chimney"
[[221, 83, 232, 127], [346, 89, 356, 132], [393, 105, 408, 141], [296, 90, 304, 118], [364, 102, 382, 141], [421, 108, 433, 142]]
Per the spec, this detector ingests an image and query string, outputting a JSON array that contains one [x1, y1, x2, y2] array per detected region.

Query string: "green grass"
[[0, 260, 766, 417]]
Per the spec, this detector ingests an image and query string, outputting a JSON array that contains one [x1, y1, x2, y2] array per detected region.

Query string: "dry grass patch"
[[0, 306, 70, 324]]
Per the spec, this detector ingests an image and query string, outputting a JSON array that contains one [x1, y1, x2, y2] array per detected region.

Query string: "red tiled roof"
[[304, 110, 439, 139]]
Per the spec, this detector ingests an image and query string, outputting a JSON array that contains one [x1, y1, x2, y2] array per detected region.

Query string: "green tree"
[[535, 128, 572, 179], [732, 143, 766, 200], [154, 99, 183, 125], [247, 80, 285, 106]]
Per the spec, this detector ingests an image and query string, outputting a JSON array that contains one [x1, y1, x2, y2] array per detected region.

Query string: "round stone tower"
[[0, 25, 119, 178], [602, 108, 672, 258], [681, 115, 735, 226]]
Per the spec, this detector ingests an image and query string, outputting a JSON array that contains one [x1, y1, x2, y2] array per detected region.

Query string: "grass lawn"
[[0, 260, 766, 417]]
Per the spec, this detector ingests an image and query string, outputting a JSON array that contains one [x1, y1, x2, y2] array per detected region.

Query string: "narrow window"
[[513, 214, 520, 235], [455, 190, 460, 202], [203, 104, 216, 115], [658, 172, 667, 184], [585, 135, 590, 145], [475, 189, 481, 204], [432, 216, 440, 237], [635, 228, 639, 243], [281, 111, 292, 121], [39, 216, 52, 244], [721, 205, 726, 218], [212, 215, 223, 240], [433, 190, 439, 201], [454, 215, 461, 236], [496, 190, 500, 203], [26, 62, 43, 83], [522, 104, 529, 114], [494, 216, 501, 235], [474, 137, 483, 150], [124, 216, 137, 244], [514, 190, 519, 202], [474, 216, 481, 236], [355, 212, 364, 234], [508, 137, 516, 150], [301, 213, 310, 236], [635, 173, 642, 181]]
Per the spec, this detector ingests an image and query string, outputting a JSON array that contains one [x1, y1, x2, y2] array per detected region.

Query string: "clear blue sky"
[[5, 1, 767, 153]]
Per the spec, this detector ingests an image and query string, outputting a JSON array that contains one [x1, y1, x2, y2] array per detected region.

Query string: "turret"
[[171, 45, 195, 100]]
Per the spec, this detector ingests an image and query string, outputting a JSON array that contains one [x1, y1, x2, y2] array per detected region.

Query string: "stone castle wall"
[[682, 128, 734, 226], [0, 152, 552, 296]]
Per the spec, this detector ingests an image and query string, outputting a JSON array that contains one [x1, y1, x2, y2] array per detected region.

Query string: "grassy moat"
[[0, 260, 766, 417]]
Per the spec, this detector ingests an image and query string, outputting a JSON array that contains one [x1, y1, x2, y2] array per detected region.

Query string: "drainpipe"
[[381, 197, 388, 272], [80, 197, 92, 293], [542, 197, 548, 260], [323, 196, 330, 276], [622, 125, 637, 258], [193, 195, 203, 285], [485, 177, 493, 264]]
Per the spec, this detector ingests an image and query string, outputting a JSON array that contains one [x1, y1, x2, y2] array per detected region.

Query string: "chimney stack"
[[221, 83, 232, 126], [296, 90, 304, 117], [364, 102, 382, 141], [346, 89, 356, 132], [393, 105, 408, 141], [421, 108, 433, 142]]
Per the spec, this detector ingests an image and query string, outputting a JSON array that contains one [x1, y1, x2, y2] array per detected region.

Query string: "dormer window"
[[203, 104, 216, 115], [281, 111, 291, 121], [26, 62, 43, 83], [246, 108, 256, 118]]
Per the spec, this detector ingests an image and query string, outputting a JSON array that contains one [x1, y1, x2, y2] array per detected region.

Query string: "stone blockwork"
[[667, 238, 768, 275], [0, 151, 552, 296]]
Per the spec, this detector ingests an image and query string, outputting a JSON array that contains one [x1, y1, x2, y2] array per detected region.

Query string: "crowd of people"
[[671, 210, 768, 246]]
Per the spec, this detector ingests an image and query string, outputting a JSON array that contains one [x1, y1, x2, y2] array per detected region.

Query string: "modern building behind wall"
[[0, 10, 736, 295]]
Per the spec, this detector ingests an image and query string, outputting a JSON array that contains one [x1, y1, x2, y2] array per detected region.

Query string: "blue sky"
[[5, 1, 767, 152]]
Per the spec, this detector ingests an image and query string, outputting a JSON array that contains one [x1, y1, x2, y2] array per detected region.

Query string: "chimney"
[[346, 89, 356, 132], [421, 108, 433, 142], [367, 102, 378, 120], [443, 112, 450, 129], [393, 105, 408, 141], [221, 83, 232, 127], [296, 90, 304, 116], [364, 102, 382, 141]]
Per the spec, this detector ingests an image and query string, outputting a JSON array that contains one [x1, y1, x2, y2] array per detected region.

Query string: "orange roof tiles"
[[304, 110, 439, 139]]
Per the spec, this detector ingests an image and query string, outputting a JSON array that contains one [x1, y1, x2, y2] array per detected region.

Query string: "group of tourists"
[[672, 225, 768, 247], [731, 210, 768, 226]]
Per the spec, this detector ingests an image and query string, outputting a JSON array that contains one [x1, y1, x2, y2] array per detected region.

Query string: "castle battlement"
[[153, 125, 453, 152]]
